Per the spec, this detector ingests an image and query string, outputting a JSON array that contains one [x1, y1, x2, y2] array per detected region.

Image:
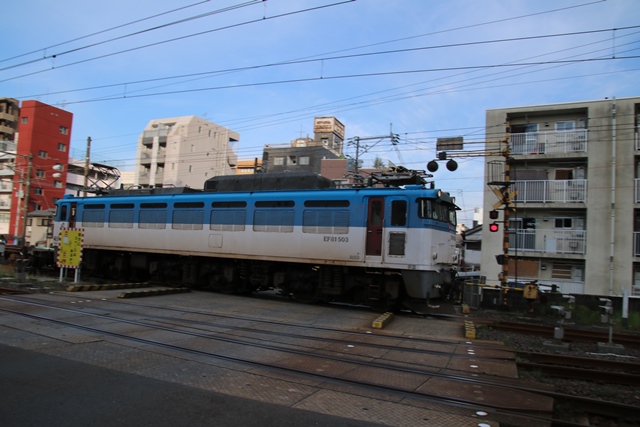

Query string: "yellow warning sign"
[[57, 228, 84, 268]]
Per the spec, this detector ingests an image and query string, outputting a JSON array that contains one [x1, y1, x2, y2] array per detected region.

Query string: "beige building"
[[482, 97, 640, 297], [0, 98, 20, 237], [135, 116, 239, 189]]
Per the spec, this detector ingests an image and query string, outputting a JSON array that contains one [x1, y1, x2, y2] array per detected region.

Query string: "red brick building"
[[11, 100, 72, 244]]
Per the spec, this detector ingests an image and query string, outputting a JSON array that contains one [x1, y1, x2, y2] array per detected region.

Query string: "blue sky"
[[2, 0, 639, 226]]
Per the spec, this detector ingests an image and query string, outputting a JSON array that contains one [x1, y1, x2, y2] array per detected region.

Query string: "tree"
[[373, 156, 386, 169]]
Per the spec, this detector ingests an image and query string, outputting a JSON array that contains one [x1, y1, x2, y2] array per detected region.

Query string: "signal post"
[[429, 121, 514, 309]]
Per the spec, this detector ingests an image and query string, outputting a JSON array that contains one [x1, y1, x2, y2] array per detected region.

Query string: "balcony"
[[635, 232, 640, 256], [636, 178, 640, 203], [513, 179, 587, 204], [509, 229, 586, 255], [510, 129, 587, 155], [0, 164, 14, 177]]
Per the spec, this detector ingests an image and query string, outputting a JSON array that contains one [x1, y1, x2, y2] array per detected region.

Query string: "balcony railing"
[[509, 229, 586, 255], [634, 232, 640, 257], [510, 129, 587, 155], [636, 178, 640, 203], [513, 179, 587, 203]]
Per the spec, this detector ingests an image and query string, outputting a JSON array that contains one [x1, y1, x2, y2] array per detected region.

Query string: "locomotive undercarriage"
[[83, 249, 416, 311]]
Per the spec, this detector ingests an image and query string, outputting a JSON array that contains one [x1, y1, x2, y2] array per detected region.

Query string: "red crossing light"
[[489, 222, 499, 232]]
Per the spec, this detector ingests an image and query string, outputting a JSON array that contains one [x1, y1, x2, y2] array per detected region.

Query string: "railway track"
[[2, 293, 639, 426], [485, 320, 640, 348], [516, 352, 640, 386]]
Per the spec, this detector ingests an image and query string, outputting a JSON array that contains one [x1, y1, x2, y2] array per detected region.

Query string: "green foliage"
[[572, 304, 601, 326], [373, 156, 386, 169]]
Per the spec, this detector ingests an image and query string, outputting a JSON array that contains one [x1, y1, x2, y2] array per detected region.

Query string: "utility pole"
[[83, 136, 91, 196], [19, 153, 33, 248], [348, 130, 400, 177]]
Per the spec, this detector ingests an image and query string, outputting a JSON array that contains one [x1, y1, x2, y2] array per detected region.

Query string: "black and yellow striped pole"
[[500, 121, 511, 309]]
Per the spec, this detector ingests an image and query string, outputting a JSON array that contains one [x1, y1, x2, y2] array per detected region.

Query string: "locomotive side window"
[[211, 201, 247, 232], [253, 210, 294, 232], [109, 203, 134, 229], [302, 210, 349, 234], [211, 210, 246, 231], [139, 203, 167, 230], [82, 204, 105, 228], [253, 200, 294, 232], [390, 200, 407, 226], [255, 201, 295, 208], [172, 202, 204, 230], [304, 200, 350, 208]]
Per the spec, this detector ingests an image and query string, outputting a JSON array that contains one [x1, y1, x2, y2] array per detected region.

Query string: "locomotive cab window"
[[417, 199, 456, 226], [58, 205, 68, 221]]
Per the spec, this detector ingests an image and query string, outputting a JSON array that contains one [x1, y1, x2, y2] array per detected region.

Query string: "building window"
[[57, 143, 66, 152], [54, 180, 62, 188], [36, 170, 45, 178], [34, 188, 43, 195], [38, 150, 47, 159], [556, 121, 575, 131], [288, 156, 297, 165], [554, 218, 572, 229], [59, 126, 68, 135], [273, 157, 284, 166], [299, 156, 310, 165], [188, 165, 193, 173], [21, 117, 28, 124]]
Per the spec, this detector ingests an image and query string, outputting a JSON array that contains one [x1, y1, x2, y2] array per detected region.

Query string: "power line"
[[17, 25, 640, 99], [0, 0, 356, 83], [0, 0, 214, 64]]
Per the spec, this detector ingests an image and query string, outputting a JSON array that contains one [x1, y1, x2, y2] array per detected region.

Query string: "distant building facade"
[[11, 100, 72, 245], [481, 96, 640, 296], [135, 116, 239, 189], [262, 117, 344, 174], [236, 158, 262, 175]]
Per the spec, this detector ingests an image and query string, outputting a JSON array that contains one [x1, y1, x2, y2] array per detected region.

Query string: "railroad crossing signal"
[[491, 186, 517, 210]]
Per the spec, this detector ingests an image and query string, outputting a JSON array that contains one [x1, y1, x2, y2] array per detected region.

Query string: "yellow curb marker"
[[372, 312, 394, 329], [464, 320, 476, 339]]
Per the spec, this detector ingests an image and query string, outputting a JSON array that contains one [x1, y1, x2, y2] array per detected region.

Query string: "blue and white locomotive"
[[53, 170, 459, 311]]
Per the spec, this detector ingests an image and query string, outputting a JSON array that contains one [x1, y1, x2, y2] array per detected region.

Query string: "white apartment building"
[[135, 116, 239, 189], [482, 97, 640, 297]]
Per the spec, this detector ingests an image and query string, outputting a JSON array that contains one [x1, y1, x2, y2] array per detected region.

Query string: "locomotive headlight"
[[437, 190, 442, 197], [451, 197, 455, 204]]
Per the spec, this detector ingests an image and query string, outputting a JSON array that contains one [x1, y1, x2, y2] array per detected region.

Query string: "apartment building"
[[12, 101, 72, 245], [482, 97, 640, 297], [262, 117, 344, 174], [135, 116, 239, 189]]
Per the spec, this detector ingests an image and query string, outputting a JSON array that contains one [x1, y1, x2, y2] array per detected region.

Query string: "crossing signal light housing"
[[489, 222, 499, 232], [489, 210, 499, 220], [495, 254, 506, 265]]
